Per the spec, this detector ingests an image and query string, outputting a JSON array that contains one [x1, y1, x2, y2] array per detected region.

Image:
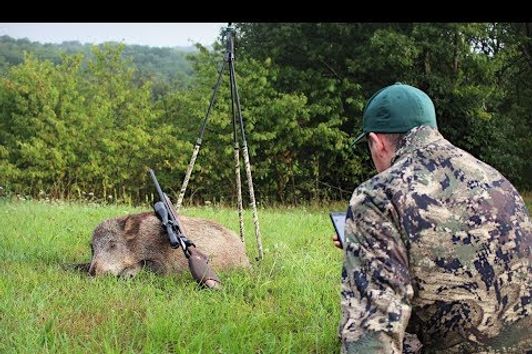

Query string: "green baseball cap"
[[351, 82, 437, 145]]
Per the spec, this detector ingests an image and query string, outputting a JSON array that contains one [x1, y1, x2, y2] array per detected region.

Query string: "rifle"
[[149, 169, 221, 289]]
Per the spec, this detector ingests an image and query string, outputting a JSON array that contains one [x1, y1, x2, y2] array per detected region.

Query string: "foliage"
[[236, 23, 532, 193], [0, 35, 194, 92], [1, 24, 530, 205], [162, 45, 313, 204], [0, 45, 189, 202]]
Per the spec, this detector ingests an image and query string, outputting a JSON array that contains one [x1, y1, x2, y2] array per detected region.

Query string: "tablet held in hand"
[[330, 211, 347, 247]]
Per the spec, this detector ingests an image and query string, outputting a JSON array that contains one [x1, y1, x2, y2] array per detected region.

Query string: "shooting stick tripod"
[[175, 24, 263, 260]]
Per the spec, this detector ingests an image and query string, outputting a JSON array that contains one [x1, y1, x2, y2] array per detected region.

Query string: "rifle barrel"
[[149, 169, 164, 197]]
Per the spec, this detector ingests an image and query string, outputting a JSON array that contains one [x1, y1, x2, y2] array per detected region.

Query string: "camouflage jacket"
[[340, 125, 531, 353]]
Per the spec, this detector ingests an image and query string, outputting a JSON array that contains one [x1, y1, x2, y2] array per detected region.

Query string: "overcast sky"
[[0, 23, 227, 47]]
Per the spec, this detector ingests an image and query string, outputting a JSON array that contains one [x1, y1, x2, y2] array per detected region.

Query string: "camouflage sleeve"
[[340, 189, 414, 353]]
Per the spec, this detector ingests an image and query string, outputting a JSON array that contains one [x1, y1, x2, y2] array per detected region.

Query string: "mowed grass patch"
[[0, 200, 343, 353]]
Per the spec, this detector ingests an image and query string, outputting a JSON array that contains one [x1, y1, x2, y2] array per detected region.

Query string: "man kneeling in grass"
[[334, 83, 531, 353]]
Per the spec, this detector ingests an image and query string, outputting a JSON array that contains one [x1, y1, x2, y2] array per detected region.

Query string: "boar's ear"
[[120, 215, 141, 240]]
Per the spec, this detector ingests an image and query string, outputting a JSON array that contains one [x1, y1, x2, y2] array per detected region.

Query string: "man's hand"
[[332, 233, 343, 249]]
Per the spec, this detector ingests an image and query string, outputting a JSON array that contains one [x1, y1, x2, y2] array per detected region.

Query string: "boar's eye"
[[108, 241, 117, 249]]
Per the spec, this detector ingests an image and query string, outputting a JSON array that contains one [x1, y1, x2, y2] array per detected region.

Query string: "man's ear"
[[368, 132, 384, 154]]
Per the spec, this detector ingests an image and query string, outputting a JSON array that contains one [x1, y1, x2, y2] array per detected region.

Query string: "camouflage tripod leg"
[[242, 145, 263, 260], [175, 61, 226, 212], [234, 144, 245, 242], [176, 141, 200, 211], [226, 36, 264, 260]]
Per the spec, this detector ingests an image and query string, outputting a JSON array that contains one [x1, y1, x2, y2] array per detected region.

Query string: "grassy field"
[[2, 196, 531, 353], [524, 193, 532, 212], [0, 200, 344, 353]]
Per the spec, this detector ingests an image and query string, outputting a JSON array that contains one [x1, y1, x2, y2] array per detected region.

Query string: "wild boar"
[[86, 211, 251, 279]]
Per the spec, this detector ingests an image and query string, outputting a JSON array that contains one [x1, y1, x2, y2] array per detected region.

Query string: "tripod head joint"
[[223, 25, 235, 62]]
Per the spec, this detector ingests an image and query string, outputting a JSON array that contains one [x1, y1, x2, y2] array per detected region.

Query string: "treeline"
[[0, 24, 531, 206], [0, 35, 194, 90]]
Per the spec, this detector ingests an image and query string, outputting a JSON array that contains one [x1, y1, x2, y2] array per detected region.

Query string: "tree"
[[235, 23, 532, 194]]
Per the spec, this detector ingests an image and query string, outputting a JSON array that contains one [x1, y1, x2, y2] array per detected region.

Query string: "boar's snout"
[[87, 255, 142, 278]]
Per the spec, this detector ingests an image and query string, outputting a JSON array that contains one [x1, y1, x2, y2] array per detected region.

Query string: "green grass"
[[523, 193, 532, 213], [0, 200, 343, 353]]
